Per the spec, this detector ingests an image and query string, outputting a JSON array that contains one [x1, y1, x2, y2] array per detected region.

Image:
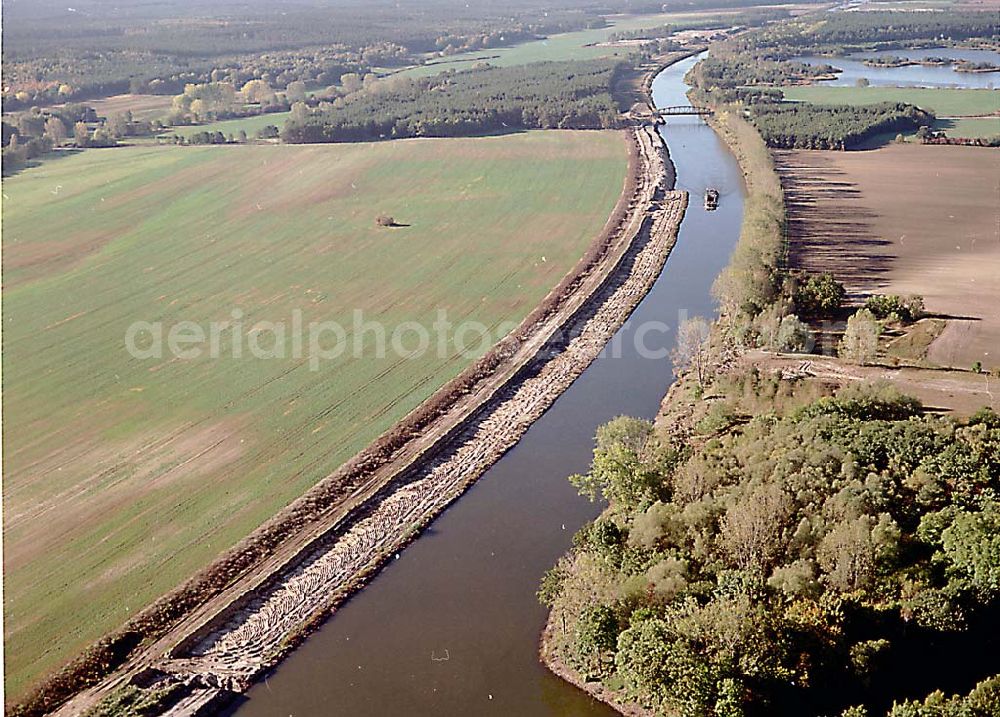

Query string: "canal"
[[230, 52, 744, 717]]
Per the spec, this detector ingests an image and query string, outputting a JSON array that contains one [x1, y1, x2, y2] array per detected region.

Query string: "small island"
[[860, 55, 1000, 73]]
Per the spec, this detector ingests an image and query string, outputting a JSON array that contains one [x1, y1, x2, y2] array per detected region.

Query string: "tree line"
[[1, 103, 137, 173], [539, 11, 1000, 713], [793, 11, 998, 48], [281, 59, 624, 143]]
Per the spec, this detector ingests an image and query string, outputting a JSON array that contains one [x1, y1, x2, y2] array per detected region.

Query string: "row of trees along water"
[[537, 111, 997, 712], [542, 12, 999, 710]]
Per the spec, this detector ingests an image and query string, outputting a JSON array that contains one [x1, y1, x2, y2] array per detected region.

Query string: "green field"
[[782, 86, 1000, 117], [1, 132, 626, 699], [398, 10, 741, 78], [931, 116, 1000, 138], [163, 111, 292, 139]]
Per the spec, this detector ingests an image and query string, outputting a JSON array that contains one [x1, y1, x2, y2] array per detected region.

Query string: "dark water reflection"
[[230, 53, 744, 717]]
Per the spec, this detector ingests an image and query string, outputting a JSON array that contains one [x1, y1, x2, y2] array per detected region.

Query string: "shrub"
[[775, 314, 814, 353], [572, 604, 620, 676], [795, 272, 846, 317], [255, 124, 279, 139], [864, 294, 924, 322]]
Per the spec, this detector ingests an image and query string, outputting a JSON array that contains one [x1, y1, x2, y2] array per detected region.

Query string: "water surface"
[[794, 48, 999, 88]]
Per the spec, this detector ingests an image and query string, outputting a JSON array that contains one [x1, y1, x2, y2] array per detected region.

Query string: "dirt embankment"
[[41, 116, 687, 717]]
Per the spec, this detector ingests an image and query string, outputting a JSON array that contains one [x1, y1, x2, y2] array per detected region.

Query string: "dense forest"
[[544, 379, 1000, 717], [729, 11, 999, 62], [788, 11, 999, 49], [281, 59, 624, 142], [748, 102, 932, 150]]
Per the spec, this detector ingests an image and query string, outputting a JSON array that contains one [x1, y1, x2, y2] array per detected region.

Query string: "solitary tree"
[[90, 126, 115, 147], [107, 112, 129, 138], [285, 80, 307, 102], [572, 604, 619, 676], [817, 516, 877, 592], [839, 308, 881, 365], [570, 416, 661, 510], [73, 121, 90, 147], [44, 117, 68, 144], [794, 272, 845, 317], [189, 99, 207, 120], [720, 482, 792, 574], [290, 101, 310, 123], [340, 72, 363, 94], [672, 316, 712, 386], [775, 314, 813, 353], [241, 79, 274, 104]]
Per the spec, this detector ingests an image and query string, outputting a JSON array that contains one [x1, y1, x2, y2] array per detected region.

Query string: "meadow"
[[163, 111, 292, 139], [86, 94, 176, 122], [396, 10, 753, 78], [930, 116, 1000, 138], [781, 85, 1000, 116], [1, 131, 626, 699]]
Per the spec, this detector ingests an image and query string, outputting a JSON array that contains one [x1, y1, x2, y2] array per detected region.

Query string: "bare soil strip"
[[47, 123, 686, 716], [747, 352, 998, 417]]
